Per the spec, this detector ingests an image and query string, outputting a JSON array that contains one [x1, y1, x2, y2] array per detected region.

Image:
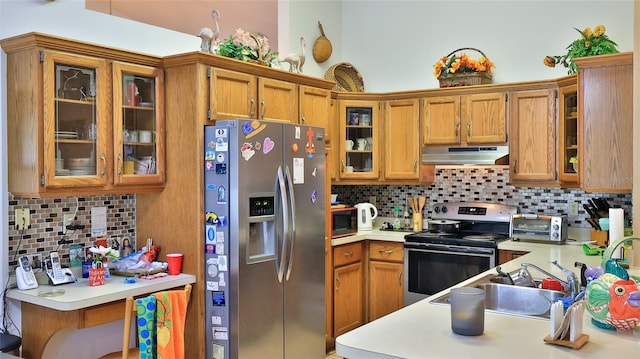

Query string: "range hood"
[[422, 145, 509, 165]]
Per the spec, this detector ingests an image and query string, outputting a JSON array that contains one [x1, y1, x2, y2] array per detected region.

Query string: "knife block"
[[590, 229, 608, 247]]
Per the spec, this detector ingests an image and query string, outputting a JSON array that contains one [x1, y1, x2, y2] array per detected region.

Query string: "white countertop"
[[7, 273, 196, 311], [335, 228, 640, 358]]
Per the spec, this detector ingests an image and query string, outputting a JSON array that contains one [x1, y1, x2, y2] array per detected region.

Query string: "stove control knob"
[[434, 206, 441, 213], [441, 206, 448, 213]]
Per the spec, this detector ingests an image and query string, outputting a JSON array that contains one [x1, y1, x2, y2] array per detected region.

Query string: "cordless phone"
[[46, 252, 77, 286], [16, 255, 38, 290]]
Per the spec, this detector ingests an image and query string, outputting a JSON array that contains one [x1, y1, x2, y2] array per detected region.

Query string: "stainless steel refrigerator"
[[204, 119, 326, 359]]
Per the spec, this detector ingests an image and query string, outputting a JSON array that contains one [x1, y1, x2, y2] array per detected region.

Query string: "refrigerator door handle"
[[284, 166, 296, 281], [276, 165, 289, 283]]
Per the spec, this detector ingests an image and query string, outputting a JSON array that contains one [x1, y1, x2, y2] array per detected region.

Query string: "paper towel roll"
[[608, 208, 625, 259]]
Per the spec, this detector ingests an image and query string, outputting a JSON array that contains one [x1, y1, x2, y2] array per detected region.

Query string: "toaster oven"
[[509, 214, 568, 244]]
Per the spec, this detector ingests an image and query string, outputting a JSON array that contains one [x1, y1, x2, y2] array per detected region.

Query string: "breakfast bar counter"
[[7, 274, 195, 359], [336, 239, 640, 358]]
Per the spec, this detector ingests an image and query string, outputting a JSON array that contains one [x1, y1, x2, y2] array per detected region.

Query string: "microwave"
[[330, 207, 358, 238], [509, 214, 568, 244]]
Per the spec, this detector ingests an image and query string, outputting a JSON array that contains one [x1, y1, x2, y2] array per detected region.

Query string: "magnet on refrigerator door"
[[217, 186, 226, 204], [215, 163, 227, 174], [311, 190, 318, 203], [293, 158, 304, 184], [305, 128, 316, 157], [207, 225, 216, 242], [216, 138, 228, 151], [312, 168, 317, 177], [263, 137, 275, 154], [218, 273, 226, 286], [206, 140, 216, 149], [206, 183, 217, 191], [216, 153, 225, 162], [205, 150, 215, 160], [207, 281, 219, 291], [292, 143, 299, 152], [242, 121, 266, 138], [206, 244, 215, 254], [206, 212, 219, 225], [295, 126, 301, 139], [206, 161, 215, 171], [207, 264, 218, 278]]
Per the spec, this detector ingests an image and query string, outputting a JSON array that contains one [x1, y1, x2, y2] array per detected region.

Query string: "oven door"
[[403, 242, 495, 306]]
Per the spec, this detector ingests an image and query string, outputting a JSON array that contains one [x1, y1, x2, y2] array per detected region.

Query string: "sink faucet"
[[519, 261, 581, 300]]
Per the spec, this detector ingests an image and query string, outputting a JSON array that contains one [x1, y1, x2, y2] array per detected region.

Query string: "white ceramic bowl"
[[331, 194, 338, 203]]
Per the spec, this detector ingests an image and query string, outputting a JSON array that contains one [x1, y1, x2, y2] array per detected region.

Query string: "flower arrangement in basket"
[[215, 28, 279, 67], [544, 24, 619, 75], [433, 48, 495, 88]]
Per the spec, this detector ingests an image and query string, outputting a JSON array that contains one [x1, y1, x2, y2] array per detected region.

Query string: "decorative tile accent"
[[332, 167, 632, 228], [8, 194, 136, 268]]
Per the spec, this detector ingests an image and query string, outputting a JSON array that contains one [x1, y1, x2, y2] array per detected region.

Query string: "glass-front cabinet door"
[[113, 62, 165, 186], [43, 51, 108, 188], [339, 100, 379, 180], [559, 83, 578, 184]]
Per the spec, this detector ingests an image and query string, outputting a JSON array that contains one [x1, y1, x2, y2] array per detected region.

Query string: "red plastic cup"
[[166, 253, 183, 275]]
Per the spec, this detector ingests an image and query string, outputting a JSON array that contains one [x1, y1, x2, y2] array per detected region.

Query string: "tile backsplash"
[[332, 167, 633, 228], [7, 194, 136, 268]]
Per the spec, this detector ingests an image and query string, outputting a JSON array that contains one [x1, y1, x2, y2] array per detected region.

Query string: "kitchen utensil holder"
[[590, 229, 608, 247]]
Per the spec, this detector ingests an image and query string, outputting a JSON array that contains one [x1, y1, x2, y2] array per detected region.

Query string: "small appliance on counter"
[[354, 202, 378, 231], [330, 207, 358, 238], [509, 214, 568, 244]]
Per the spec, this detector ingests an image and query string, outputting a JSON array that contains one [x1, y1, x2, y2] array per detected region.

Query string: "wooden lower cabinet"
[[333, 242, 365, 337], [330, 240, 404, 346], [368, 241, 404, 321], [498, 249, 529, 264]]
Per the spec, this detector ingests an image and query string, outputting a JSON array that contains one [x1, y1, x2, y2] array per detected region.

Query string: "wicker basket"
[[324, 62, 365, 92], [437, 48, 493, 88]]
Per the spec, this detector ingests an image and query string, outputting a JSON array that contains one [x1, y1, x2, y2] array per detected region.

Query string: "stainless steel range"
[[403, 202, 518, 306]]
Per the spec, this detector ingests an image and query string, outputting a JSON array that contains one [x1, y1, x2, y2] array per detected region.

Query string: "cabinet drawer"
[[369, 241, 404, 262], [333, 242, 363, 267]]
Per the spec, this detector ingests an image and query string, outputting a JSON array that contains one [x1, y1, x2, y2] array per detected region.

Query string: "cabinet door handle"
[[398, 271, 403, 286], [301, 115, 306, 123], [100, 153, 106, 177], [343, 251, 353, 257], [513, 159, 517, 174], [260, 99, 266, 119], [335, 275, 340, 291], [455, 122, 459, 137], [378, 249, 394, 255], [117, 153, 123, 176], [341, 159, 346, 173], [413, 159, 418, 170], [250, 98, 256, 118], [467, 121, 472, 137]]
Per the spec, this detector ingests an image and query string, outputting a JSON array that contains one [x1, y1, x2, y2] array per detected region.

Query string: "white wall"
[[339, 0, 634, 92]]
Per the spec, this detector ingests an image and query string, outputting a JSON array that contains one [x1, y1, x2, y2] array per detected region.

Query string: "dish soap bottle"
[[393, 207, 402, 230], [403, 206, 411, 229]]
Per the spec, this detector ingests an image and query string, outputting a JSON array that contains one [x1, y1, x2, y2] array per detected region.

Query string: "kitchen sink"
[[430, 273, 566, 319]]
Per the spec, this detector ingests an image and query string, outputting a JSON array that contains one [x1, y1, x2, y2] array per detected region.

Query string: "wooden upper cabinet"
[[575, 53, 633, 192], [384, 99, 421, 180], [299, 85, 331, 139], [422, 96, 460, 144], [209, 67, 298, 122], [462, 93, 507, 144], [2, 33, 166, 197], [509, 88, 557, 184], [258, 77, 298, 122], [422, 92, 506, 145], [210, 67, 256, 120]]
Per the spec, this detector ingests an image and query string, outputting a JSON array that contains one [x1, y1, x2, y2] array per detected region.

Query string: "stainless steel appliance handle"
[[275, 166, 289, 283], [405, 243, 494, 255], [284, 166, 296, 281]]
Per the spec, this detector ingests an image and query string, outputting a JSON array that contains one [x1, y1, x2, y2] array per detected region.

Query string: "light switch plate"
[[569, 202, 579, 217], [15, 208, 30, 230]]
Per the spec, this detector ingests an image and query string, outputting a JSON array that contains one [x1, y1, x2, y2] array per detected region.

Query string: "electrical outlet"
[[369, 196, 377, 207], [569, 202, 579, 216], [63, 214, 75, 233], [15, 208, 30, 230]]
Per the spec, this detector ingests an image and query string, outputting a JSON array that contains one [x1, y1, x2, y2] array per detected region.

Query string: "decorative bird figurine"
[[585, 273, 640, 330], [197, 9, 221, 53]]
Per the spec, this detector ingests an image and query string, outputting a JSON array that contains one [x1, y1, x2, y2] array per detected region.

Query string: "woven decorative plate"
[[324, 62, 365, 92]]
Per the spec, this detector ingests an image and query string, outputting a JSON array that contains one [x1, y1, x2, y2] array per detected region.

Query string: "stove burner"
[[462, 234, 506, 241]]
